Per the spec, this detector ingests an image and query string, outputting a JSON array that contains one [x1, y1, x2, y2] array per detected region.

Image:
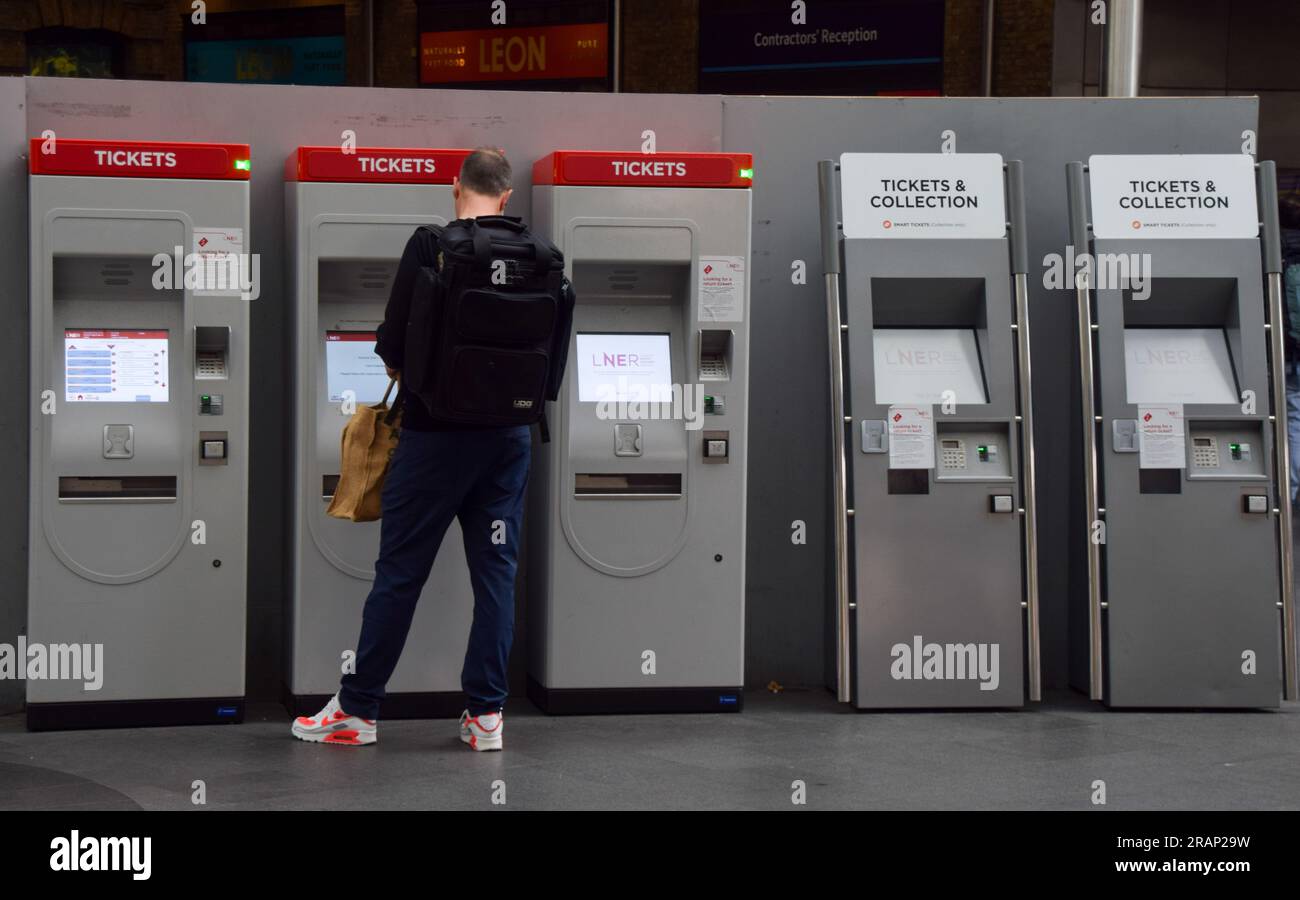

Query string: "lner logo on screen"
[[65, 329, 169, 403], [576, 333, 673, 402]]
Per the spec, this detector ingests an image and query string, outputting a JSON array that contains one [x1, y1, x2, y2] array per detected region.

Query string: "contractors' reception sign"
[[1088, 154, 1259, 239], [840, 153, 1006, 239], [700, 0, 943, 95]]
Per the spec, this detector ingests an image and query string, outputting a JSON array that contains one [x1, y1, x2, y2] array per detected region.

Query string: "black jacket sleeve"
[[374, 227, 438, 370]]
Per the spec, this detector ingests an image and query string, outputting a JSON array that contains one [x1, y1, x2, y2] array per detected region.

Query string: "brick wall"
[[946, 0, 1056, 97], [993, 0, 1054, 96], [0, 0, 177, 79], [620, 0, 697, 93], [944, 0, 984, 95], [372, 0, 419, 87]]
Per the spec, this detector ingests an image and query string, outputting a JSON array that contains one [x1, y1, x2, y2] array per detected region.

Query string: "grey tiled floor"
[[1, 690, 1297, 810]]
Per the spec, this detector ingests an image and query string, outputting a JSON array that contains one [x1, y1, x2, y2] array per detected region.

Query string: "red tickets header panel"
[[286, 146, 473, 184], [533, 151, 753, 188], [29, 138, 250, 180]]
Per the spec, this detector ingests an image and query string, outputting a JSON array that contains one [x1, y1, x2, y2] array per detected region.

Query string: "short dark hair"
[[458, 146, 512, 197]]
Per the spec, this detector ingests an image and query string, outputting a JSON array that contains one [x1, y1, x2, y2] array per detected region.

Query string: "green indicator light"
[[201, 395, 210, 402], [739, 167, 753, 180], [978, 446, 987, 453], [234, 159, 251, 171], [1230, 443, 1240, 450]]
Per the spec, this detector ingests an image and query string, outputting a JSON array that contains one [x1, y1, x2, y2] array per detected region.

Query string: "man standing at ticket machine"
[[292, 147, 574, 750]]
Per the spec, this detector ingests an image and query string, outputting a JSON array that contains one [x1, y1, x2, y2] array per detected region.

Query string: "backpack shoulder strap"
[[469, 222, 493, 267], [413, 223, 446, 270]]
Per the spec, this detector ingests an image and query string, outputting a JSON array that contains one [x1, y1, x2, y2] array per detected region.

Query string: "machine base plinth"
[[26, 697, 245, 732], [283, 686, 468, 720], [527, 676, 743, 714]]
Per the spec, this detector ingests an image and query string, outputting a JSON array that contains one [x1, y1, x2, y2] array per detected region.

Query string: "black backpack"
[[402, 216, 574, 432]]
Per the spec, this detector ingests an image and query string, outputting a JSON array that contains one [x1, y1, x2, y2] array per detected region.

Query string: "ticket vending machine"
[[1067, 154, 1297, 707], [819, 153, 1041, 708], [285, 146, 476, 718], [28, 139, 251, 730], [528, 150, 753, 713]]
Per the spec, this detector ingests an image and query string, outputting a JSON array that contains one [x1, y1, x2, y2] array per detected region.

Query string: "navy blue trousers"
[[339, 425, 531, 719]]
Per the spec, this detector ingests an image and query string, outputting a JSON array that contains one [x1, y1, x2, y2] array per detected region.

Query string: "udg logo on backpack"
[[402, 216, 575, 431]]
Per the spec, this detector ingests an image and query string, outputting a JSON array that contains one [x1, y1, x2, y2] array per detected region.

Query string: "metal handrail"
[[818, 159, 853, 703]]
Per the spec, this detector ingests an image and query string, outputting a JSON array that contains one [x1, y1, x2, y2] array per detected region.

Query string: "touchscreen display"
[[873, 328, 988, 405], [65, 329, 169, 403], [326, 331, 389, 404], [1124, 328, 1237, 405], [575, 333, 674, 403]]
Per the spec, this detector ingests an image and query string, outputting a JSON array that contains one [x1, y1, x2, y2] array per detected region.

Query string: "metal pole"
[[366, 0, 375, 87], [612, 0, 621, 93], [981, 0, 996, 97], [1068, 161, 1105, 700], [1014, 270, 1042, 701], [818, 160, 852, 704], [1103, 0, 1143, 97], [1267, 271, 1297, 700], [1005, 161, 1040, 701], [1259, 160, 1298, 700]]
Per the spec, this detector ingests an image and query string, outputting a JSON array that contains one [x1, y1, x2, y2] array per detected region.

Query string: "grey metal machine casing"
[[28, 151, 250, 729], [528, 155, 751, 713], [820, 157, 1039, 708], [285, 164, 474, 717], [1067, 159, 1296, 708]]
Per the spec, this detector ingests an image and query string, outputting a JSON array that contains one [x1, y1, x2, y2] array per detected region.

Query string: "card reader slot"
[[575, 473, 682, 498], [58, 475, 177, 501]]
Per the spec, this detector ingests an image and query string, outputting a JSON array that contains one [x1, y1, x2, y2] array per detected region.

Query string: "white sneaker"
[[291, 694, 377, 746], [459, 710, 504, 751]]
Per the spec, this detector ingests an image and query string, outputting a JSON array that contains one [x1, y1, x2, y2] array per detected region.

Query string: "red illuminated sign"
[[29, 139, 250, 180], [532, 151, 754, 188], [286, 146, 471, 184], [420, 23, 607, 84]]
